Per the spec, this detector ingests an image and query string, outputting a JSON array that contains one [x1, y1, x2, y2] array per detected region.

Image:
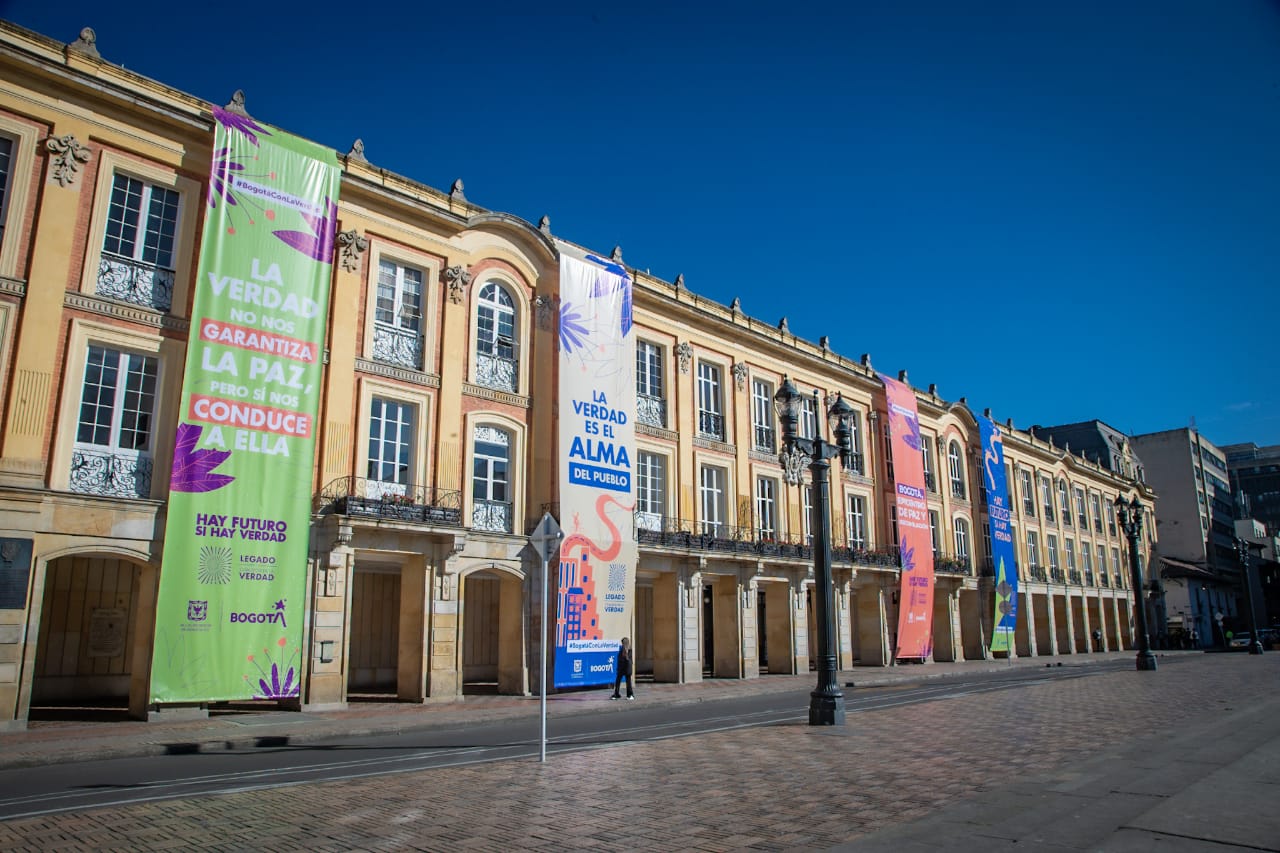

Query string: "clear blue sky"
[[7, 1, 1279, 447]]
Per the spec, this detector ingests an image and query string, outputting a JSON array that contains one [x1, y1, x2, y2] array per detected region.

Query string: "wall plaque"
[[0, 538, 33, 610]]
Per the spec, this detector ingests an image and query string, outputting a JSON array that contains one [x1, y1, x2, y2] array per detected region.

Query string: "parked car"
[[1228, 632, 1257, 650]]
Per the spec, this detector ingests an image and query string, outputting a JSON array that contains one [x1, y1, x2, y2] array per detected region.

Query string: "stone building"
[[0, 21, 1154, 729]]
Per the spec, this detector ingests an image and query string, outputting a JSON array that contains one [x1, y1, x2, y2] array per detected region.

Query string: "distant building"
[[1222, 443, 1280, 536]]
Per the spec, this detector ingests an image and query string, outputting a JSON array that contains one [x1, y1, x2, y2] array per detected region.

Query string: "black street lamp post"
[[1233, 538, 1265, 655], [1115, 495, 1157, 671], [774, 378, 856, 726]]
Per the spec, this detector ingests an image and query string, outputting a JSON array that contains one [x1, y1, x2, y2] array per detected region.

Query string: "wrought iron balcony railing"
[[636, 393, 667, 429], [97, 254, 174, 312], [951, 480, 966, 500], [1068, 569, 1083, 585], [935, 555, 973, 576], [472, 498, 513, 533], [697, 411, 725, 441], [1099, 572, 1110, 587], [1029, 565, 1047, 582], [476, 352, 518, 392], [1049, 567, 1066, 583], [753, 425, 776, 454], [372, 323, 424, 370], [635, 514, 901, 568], [847, 451, 865, 476], [1084, 570, 1095, 586], [69, 447, 153, 498], [314, 476, 463, 526], [1023, 500, 1036, 518], [923, 471, 937, 493]]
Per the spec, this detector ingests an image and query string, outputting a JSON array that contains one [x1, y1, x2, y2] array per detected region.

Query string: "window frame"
[[696, 360, 725, 441], [947, 440, 966, 499], [635, 449, 668, 531], [846, 493, 868, 549]]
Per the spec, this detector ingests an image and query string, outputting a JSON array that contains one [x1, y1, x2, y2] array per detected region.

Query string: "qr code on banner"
[[608, 562, 627, 592]]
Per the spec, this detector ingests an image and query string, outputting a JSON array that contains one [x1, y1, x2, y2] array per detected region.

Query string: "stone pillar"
[[793, 580, 810, 673], [837, 573, 854, 670], [681, 569, 702, 683], [305, 524, 352, 709], [427, 566, 461, 697], [741, 575, 759, 679]]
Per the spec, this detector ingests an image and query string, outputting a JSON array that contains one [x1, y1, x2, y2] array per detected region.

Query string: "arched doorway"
[[31, 554, 146, 720], [461, 567, 526, 695]]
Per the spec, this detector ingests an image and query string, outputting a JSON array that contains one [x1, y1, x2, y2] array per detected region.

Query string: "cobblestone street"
[[2, 654, 1276, 851]]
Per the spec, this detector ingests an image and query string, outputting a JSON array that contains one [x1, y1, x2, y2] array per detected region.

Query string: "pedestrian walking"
[[611, 637, 634, 700]]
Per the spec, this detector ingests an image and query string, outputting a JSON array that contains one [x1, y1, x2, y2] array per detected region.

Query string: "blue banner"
[[981, 417, 1018, 653]]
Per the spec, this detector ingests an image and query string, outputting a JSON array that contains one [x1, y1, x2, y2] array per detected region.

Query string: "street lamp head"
[[773, 375, 802, 446], [827, 391, 857, 468]]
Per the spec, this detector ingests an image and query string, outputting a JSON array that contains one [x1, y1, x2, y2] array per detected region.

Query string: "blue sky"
[[7, 1, 1279, 446]]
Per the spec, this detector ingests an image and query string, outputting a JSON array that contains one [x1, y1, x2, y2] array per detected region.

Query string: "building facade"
[[0, 22, 1154, 729], [1224, 442, 1280, 536]]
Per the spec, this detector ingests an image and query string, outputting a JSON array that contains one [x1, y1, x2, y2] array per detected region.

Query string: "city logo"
[[187, 600, 208, 622], [573, 659, 582, 674], [229, 599, 288, 628]]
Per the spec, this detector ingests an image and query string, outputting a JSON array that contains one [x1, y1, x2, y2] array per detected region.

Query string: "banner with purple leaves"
[[150, 107, 340, 702]]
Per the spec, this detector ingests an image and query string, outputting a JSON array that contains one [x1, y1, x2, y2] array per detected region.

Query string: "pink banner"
[[881, 375, 935, 659]]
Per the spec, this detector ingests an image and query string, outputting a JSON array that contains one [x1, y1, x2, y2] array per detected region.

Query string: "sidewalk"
[[0, 650, 1163, 770]]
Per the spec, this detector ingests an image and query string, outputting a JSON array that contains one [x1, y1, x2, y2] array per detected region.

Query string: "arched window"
[[476, 282, 517, 392], [948, 440, 966, 499], [472, 425, 511, 532], [953, 517, 970, 562]]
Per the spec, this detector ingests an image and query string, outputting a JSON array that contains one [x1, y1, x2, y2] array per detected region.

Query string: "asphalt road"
[[0, 660, 1137, 822]]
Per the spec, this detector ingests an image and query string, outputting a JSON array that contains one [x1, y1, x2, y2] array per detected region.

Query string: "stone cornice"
[[461, 383, 530, 408], [637, 423, 678, 443], [353, 357, 442, 388], [63, 291, 190, 331], [693, 436, 736, 456]]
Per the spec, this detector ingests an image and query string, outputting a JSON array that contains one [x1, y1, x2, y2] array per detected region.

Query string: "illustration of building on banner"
[[554, 250, 637, 688], [981, 416, 1019, 654]]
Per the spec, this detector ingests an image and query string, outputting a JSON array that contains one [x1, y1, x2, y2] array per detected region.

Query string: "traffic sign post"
[[529, 513, 563, 763]]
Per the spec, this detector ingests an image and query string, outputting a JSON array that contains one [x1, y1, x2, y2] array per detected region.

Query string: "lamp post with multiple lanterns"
[[1233, 537, 1265, 655], [773, 377, 857, 726], [1115, 495, 1157, 671]]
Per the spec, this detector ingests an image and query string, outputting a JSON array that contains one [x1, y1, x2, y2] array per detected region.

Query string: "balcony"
[[935, 555, 972, 576], [97, 254, 174, 312], [847, 451, 865, 476], [476, 351, 518, 392], [753, 425, 776, 454], [635, 515, 900, 568], [472, 499, 513, 533], [315, 476, 462, 526], [636, 393, 667, 429], [372, 323, 423, 370], [1068, 570, 1083, 585], [1022, 501, 1036, 518], [923, 471, 937, 493], [1029, 565, 1047, 582], [951, 481, 966, 500], [69, 447, 153, 498], [697, 411, 725, 442], [1049, 567, 1065, 583], [1094, 520, 1103, 534], [1084, 570, 1095, 586], [1099, 572, 1110, 587]]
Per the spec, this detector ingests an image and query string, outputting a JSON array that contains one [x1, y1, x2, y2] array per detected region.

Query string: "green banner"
[[150, 107, 340, 703]]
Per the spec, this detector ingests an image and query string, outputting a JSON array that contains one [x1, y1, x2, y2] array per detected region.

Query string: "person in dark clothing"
[[611, 637, 634, 700]]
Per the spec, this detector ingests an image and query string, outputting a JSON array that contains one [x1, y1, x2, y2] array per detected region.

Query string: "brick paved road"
[[1, 654, 1275, 851]]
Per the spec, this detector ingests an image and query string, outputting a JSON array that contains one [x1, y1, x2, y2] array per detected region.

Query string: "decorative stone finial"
[[611, 245, 623, 263], [983, 407, 992, 418], [959, 396, 967, 406], [819, 335, 830, 350], [860, 353, 872, 367], [538, 215, 551, 235], [778, 316, 790, 334], [450, 179, 466, 201], [675, 273, 685, 290], [347, 139, 367, 162], [898, 370, 908, 383], [929, 383, 938, 396], [223, 90, 248, 116], [67, 27, 100, 58], [730, 296, 741, 313], [1006, 417, 1013, 429]]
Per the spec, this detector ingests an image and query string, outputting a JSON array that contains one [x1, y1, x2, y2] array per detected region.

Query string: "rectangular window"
[[696, 362, 724, 441], [1065, 538, 1076, 572], [755, 476, 777, 538], [1026, 530, 1040, 567], [1091, 493, 1103, 534], [799, 394, 818, 440], [72, 345, 159, 498], [700, 465, 726, 536], [97, 173, 181, 310], [846, 494, 867, 549], [1058, 480, 1072, 527], [375, 260, 423, 331], [921, 435, 936, 493], [635, 340, 665, 428], [929, 510, 940, 554], [948, 442, 966, 499], [366, 397, 415, 491], [890, 504, 899, 547], [1111, 547, 1122, 581], [751, 378, 775, 452], [1040, 476, 1055, 522], [883, 421, 894, 481], [1097, 544, 1108, 581], [1081, 542, 1093, 576], [1020, 469, 1036, 517], [1047, 534, 1060, 572], [1074, 487, 1087, 529], [1106, 500, 1117, 537], [0, 135, 12, 245], [635, 451, 666, 531], [953, 518, 969, 560]]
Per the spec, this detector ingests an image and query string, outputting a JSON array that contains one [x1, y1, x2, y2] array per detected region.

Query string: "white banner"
[[553, 250, 637, 688]]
